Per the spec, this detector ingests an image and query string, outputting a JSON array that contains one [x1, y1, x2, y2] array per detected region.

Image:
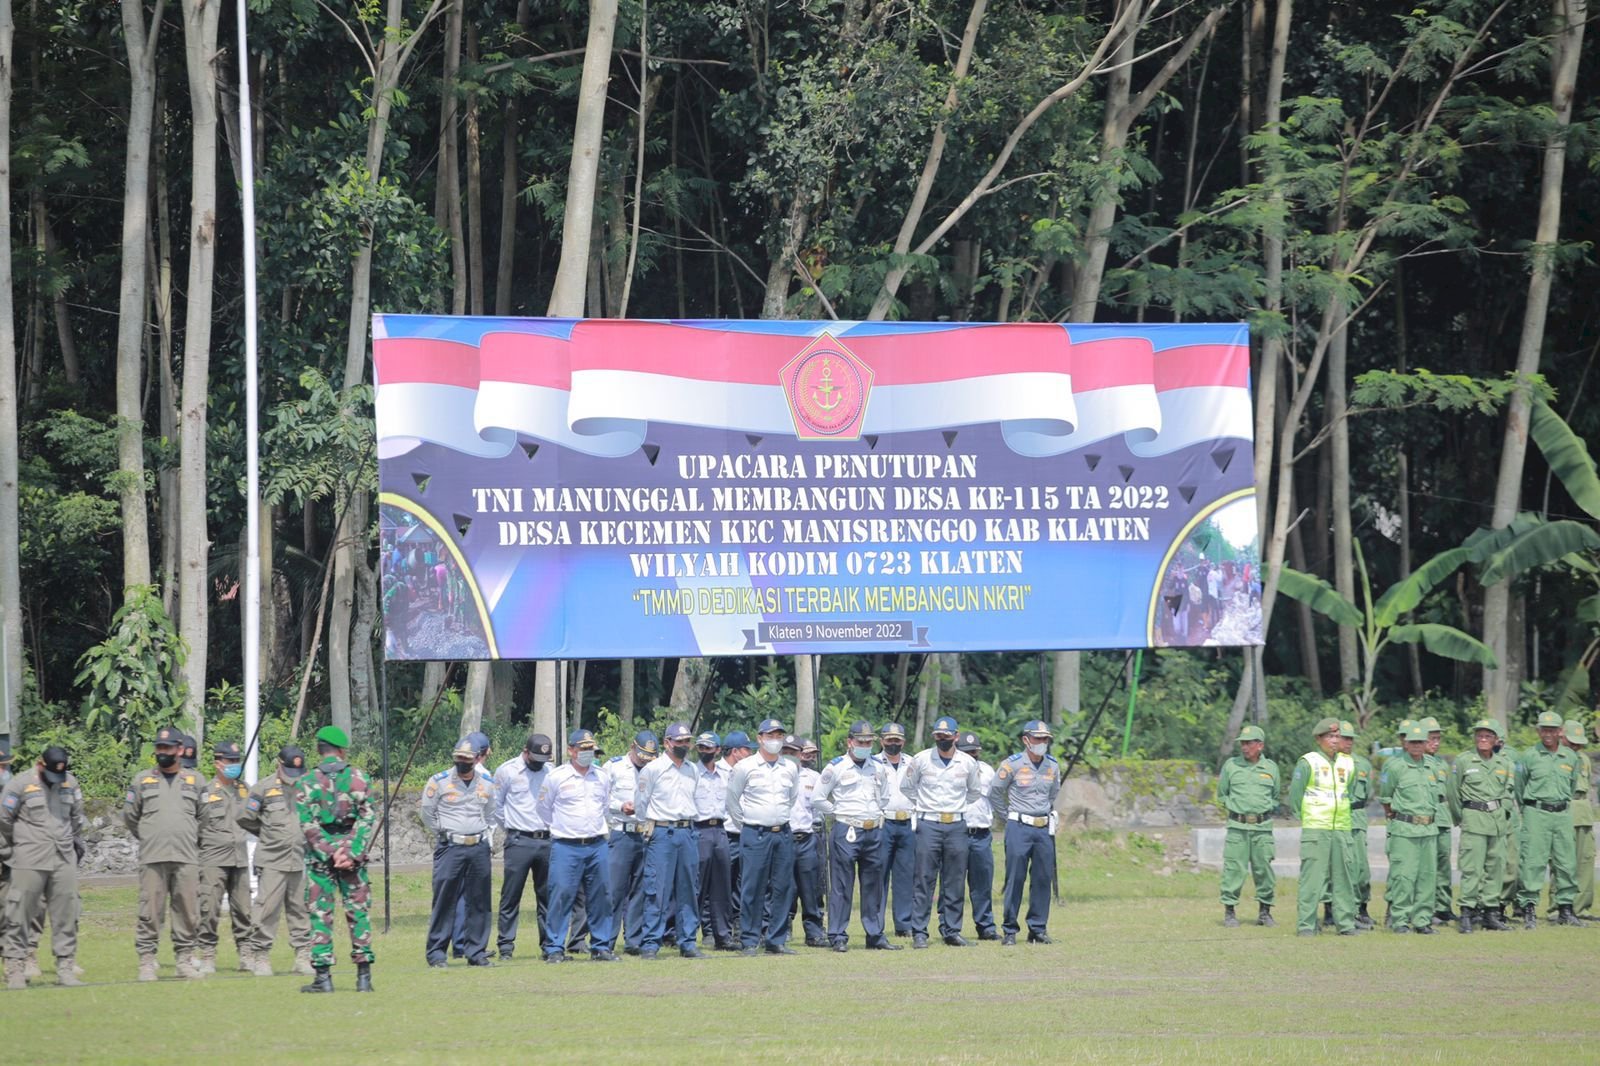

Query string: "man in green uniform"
[[1379, 724, 1438, 933], [0, 746, 85, 988], [1515, 709, 1580, 928], [1216, 725, 1279, 928], [297, 726, 378, 992], [1550, 720, 1593, 921], [1447, 718, 1514, 932], [124, 725, 204, 981], [1287, 718, 1357, 935], [1419, 717, 1456, 924], [1336, 721, 1375, 930], [1380, 718, 1414, 929], [238, 745, 314, 976], [196, 741, 253, 974]]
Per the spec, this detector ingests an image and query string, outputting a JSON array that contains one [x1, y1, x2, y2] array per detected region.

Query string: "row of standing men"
[[419, 715, 1065, 965]]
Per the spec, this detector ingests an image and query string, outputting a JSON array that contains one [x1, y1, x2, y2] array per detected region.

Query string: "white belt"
[[447, 832, 485, 846], [842, 817, 882, 830], [1009, 812, 1050, 828], [919, 812, 961, 824], [884, 811, 913, 822]]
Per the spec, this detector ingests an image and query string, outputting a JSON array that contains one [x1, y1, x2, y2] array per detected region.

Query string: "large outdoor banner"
[[373, 317, 1263, 661]]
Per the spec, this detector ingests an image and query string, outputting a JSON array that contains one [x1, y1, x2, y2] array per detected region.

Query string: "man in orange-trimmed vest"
[[1287, 717, 1358, 936]]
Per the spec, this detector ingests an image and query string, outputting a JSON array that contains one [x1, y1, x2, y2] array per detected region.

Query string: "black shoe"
[[428, 959, 448, 968], [590, 949, 619, 962], [864, 939, 902, 951], [355, 962, 373, 992], [498, 950, 513, 962], [1001, 933, 1016, 946], [1414, 923, 1435, 935], [1223, 905, 1239, 928], [1480, 908, 1510, 931], [1458, 908, 1474, 934], [1392, 926, 1410, 934], [764, 944, 798, 956], [1337, 929, 1359, 936], [1523, 904, 1537, 930], [468, 957, 495, 967], [739, 947, 760, 957], [911, 934, 929, 949], [1258, 905, 1276, 928], [623, 946, 642, 957], [640, 949, 660, 960], [1354, 907, 1374, 931], [894, 928, 911, 938], [1557, 905, 1583, 927], [545, 952, 568, 964], [831, 942, 849, 953], [804, 938, 830, 949], [977, 930, 1000, 941], [713, 940, 738, 952], [1028, 933, 1054, 944], [1435, 909, 1457, 924], [943, 934, 970, 947], [300, 966, 333, 993], [680, 945, 705, 959]]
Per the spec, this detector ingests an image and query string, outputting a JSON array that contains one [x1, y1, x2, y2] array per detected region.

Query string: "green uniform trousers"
[[1219, 827, 1274, 906], [1352, 828, 1371, 906], [1434, 830, 1454, 912], [1517, 807, 1576, 908], [1385, 832, 1437, 930], [247, 866, 311, 955], [1, 864, 79, 960], [1456, 831, 1506, 910], [197, 864, 254, 955], [136, 860, 200, 956], [1297, 829, 1355, 933], [1546, 825, 1594, 916], [1501, 819, 1520, 908], [305, 860, 374, 966]]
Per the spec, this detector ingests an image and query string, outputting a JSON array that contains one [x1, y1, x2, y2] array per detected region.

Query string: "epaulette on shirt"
[[430, 768, 451, 781], [607, 755, 625, 765], [829, 755, 845, 766], [1006, 753, 1025, 764]]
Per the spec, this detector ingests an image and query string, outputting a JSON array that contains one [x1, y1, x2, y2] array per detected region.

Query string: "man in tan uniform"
[[124, 725, 204, 981], [238, 744, 314, 976], [1, 746, 86, 989], [196, 741, 253, 974]]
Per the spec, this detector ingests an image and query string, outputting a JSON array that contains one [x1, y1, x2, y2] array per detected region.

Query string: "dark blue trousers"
[[697, 826, 733, 945], [912, 820, 970, 939], [828, 822, 886, 946], [739, 825, 796, 948], [791, 830, 825, 942], [1002, 820, 1055, 937], [547, 838, 615, 956], [966, 827, 996, 936], [726, 831, 742, 929], [427, 841, 491, 963], [641, 825, 701, 950], [496, 830, 550, 956], [607, 829, 648, 950], [878, 818, 917, 934]]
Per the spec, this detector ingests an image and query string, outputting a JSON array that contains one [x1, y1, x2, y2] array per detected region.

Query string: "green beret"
[[315, 725, 351, 748], [1312, 717, 1341, 737]]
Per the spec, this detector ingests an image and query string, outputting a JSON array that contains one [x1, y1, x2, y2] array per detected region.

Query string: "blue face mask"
[[222, 763, 243, 780], [849, 745, 872, 762], [575, 750, 595, 768]]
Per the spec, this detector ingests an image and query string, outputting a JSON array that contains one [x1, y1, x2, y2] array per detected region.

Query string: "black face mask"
[[155, 752, 178, 768], [801, 757, 817, 770], [698, 751, 717, 766], [882, 743, 903, 757], [455, 761, 476, 776], [527, 757, 548, 771], [669, 744, 691, 760], [935, 737, 955, 753]]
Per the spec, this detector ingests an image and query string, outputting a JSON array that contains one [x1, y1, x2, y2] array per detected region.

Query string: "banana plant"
[[1279, 540, 1496, 726], [1472, 399, 1600, 711]]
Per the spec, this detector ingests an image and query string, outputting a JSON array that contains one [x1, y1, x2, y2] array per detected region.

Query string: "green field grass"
[[6, 831, 1596, 1064]]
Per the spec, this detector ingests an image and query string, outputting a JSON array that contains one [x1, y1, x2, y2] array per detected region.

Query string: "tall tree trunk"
[[115, 0, 163, 595], [460, 660, 489, 736], [34, 208, 75, 383], [1481, 0, 1586, 722], [493, 0, 533, 315], [0, 0, 21, 742], [464, 21, 484, 315], [437, 0, 466, 314], [1050, 649, 1079, 728], [536, 0, 620, 740], [491, 661, 514, 725], [669, 656, 711, 718], [153, 101, 179, 612], [1327, 325, 1358, 690], [794, 653, 815, 737], [1394, 266, 1422, 694], [618, 658, 635, 723], [177, 0, 222, 737]]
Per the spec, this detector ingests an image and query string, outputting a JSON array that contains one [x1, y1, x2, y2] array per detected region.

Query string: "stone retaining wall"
[[1055, 759, 1216, 829]]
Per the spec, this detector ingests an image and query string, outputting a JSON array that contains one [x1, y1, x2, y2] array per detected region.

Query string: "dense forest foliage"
[[1, 0, 1596, 792]]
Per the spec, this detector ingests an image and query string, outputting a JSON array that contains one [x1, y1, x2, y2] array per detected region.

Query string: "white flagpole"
[[237, 0, 260, 789]]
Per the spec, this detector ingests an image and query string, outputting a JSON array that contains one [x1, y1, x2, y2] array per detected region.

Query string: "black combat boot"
[[1480, 906, 1509, 931], [1322, 902, 1334, 927], [1457, 907, 1474, 934], [300, 965, 333, 993], [1223, 905, 1239, 928], [1355, 904, 1374, 931], [1522, 903, 1537, 930], [355, 962, 374, 991], [1556, 905, 1582, 927], [1257, 904, 1275, 928]]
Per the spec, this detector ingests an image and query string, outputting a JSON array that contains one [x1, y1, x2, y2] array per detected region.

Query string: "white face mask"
[[761, 738, 784, 756], [1026, 742, 1048, 757]]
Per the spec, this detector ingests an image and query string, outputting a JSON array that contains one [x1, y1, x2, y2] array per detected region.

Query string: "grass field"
[[6, 830, 1597, 1064]]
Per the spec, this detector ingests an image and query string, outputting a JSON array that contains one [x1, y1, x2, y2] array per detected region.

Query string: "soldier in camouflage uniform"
[[295, 726, 377, 993]]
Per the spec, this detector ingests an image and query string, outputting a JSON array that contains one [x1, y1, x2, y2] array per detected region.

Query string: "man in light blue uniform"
[[875, 721, 917, 936], [958, 731, 999, 941], [727, 719, 801, 955], [493, 732, 552, 961], [903, 715, 983, 948], [535, 729, 618, 963], [603, 730, 656, 954], [450, 731, 494, 959], [420, 738, 499, 967], [990, 720, 1062, 945], [636, 722, 704, 958], [813, 721, 900, 952], [692, 731, 735, 950]]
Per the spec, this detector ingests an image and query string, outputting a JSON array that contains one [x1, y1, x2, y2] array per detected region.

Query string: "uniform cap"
[[278, 745, 308, 777], [1537, 710, 1565, 729], [956, 731, 980, 753], [180, 733, 197, 752], [316, 725, 351, 748], [452, 738, 478, 759], [781, 734, 801, 751], [664, 722, 693, 741], [39, 746, 70, 784], [722, 731, 752, 750], [879, 722, 907, 740], [848, 721, 875, 739], [568, 729, 595, 747], [633, 730, 660, 755], [526, 733, 554, 758], [213, 741, 242, 759], [757, 718, 786, 735], [1396, 718, 1415, 738], [1418, 717, 1442, 734], [1563, 720, 1587, 746], [1237, 725, 1265, 743], [154, 726, 184, 747], [1312, 717, 1341, 737], [932, 716, 958, 735], [1470, 718, 1501, 738], [696, 731, 721, 749], [1338, 720, 1357, 739], [1021, 719, 1053, 738], [1403, 725, 1429, 742], [801, 738, 819, 754], [467, 731, 492, 755]]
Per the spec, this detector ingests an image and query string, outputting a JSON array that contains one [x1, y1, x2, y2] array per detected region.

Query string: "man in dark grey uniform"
[[124, 725, 204, 981], [1, 746, 85, 988]]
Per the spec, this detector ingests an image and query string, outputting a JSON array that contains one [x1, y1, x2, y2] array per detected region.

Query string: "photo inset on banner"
[[379, 502, 492, 660], [1151, 493, 1262, 647]]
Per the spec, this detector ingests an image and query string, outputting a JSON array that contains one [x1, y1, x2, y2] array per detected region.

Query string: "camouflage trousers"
[[305, 860, 374, 966]]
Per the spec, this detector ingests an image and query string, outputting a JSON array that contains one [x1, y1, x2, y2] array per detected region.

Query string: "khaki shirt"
[[198, 774, 250, 867], [123, 766, 203, 865], [0, 767, 85, 870], [238, 771, 307, 871], [1448, 749, 1515, 837], [1571, 751, 1593, 828]]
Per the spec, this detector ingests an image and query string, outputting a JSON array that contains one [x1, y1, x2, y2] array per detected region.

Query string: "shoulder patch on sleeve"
[[424, 783, 438, 798], [245, 796, 262, 812], [125, 789, 138, 805], [2, 793, 18, 810]]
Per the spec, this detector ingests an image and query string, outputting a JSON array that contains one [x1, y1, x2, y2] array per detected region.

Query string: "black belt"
[[967, 827, 990, 837], [661, 819, 693, 828], [1526, 800, 1569, 813], [555, 834, 603, 846], [1391, 812, 1433, 825], [1227, 812, 1271, 825], [510, 828, 551, 839], [1462, 800, 1501, 812], [794, 831, 813, 841], [748, 823, 790, 833], [323, 821, 355, 834], [694, 818, 725, 828]]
